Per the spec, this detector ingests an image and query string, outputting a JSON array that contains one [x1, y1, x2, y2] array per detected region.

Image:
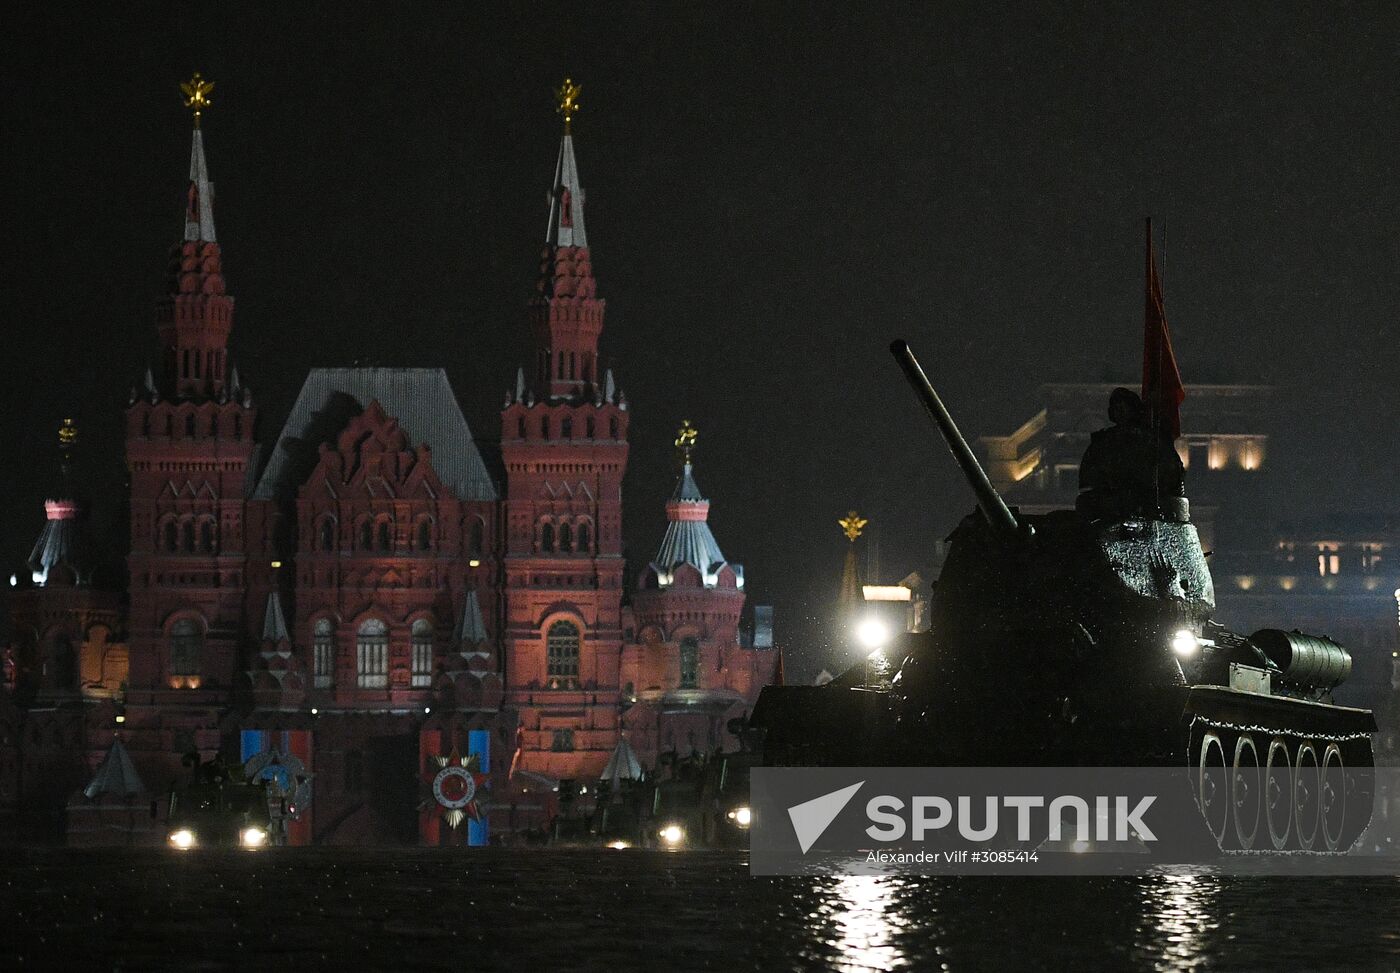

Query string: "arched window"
[[540, 521, 555, 553], [377, 520, 392, 551], [181, 521, 195, 554], [558, 522, 573, 553], [163, 521, 178, 552], [356, 618, 388, 688], [170, 618, 203, 677], [586, 416, 595, 438], [609, 417, 619, 439], [359, 519, 373, 551], [546, 620, 580, 688], [313, 618, 334, 688], [468, 518, 484, 557], [541, 416, 551, 439], [562, 416, 573, 439], [200, 519, 216, 553], [518, 416, 527, 439], [679, 636, 700, 689], [319, 517, 336, 552], [416, 518, 432, 552], [576, 521, 591, 554], [411, 618, 433, 687]]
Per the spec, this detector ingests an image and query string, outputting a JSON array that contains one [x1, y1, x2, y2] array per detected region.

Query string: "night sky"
[[3, 3, 1397, 678]]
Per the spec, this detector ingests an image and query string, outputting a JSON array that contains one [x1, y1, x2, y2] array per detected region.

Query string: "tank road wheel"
[[1198, 732, 1229, 844], [1231, 735, 1261, 850], [1265, 738, 1293, 850], [1294, 742, 1321, 851], [1321, 744, 1347, 852]]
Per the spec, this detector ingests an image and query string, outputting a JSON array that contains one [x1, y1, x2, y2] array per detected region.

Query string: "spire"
[[83, 737, 147, 800], [651, 423, 740, 588], [456, 589, 488, 645], [526, 78, 605, 400], [180, 73, 217, 242], [261, 591, 289, 642], [28, 419, 94, 586], [547, 78, 586, 247], [837, 511, 868, 608], [153, 73, 235, 400]]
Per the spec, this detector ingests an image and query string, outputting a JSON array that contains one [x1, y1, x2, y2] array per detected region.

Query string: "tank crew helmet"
[[1108, 387, 1145, 425]]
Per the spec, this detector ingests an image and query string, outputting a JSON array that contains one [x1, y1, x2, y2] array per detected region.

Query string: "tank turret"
[[753, 339, 1375, 854]]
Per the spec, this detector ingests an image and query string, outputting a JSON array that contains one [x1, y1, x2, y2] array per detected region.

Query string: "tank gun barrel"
[[890, 339, 1019, 537]]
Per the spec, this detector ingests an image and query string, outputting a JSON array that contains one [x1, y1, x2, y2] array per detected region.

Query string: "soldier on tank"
[[1077, 387, 1184, 521]]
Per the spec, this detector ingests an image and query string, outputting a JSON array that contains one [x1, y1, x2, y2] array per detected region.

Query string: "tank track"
[[1189, 715, 1374, 854]]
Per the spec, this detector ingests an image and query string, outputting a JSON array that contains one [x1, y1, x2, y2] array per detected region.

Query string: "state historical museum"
[[1, 79, 779, 846]]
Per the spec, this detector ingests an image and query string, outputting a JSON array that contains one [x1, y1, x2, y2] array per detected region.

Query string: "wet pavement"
[[4, 848, 1400, 970]]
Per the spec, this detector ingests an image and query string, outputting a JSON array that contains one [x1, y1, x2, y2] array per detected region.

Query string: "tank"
[[165, 754, 275, 850], [751, 339, 1375, 853]]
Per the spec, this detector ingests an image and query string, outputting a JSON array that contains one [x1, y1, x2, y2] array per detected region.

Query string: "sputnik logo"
[[787, 781, 864, 853]]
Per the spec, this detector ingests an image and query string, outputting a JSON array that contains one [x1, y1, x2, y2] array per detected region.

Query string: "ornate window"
[[546, 620, 580, 688], [313, 618, 334, 689], [411, 618, 433, 687], [356, 618, 388, 689], [609, 417, 619, 439], [558, 522, 573, 553], [170, 618, 203, 677], [679, 636, 700, 689], [541, 521, 555, 553], [182, 521, 196, 554], [199, 519, 216, 553], [377, 519, 392, 552], [359, 519, 373, 551], [576, 521, 591, 554]]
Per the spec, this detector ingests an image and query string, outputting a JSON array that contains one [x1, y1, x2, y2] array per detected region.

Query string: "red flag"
[[1142, 218, 1185, 440]]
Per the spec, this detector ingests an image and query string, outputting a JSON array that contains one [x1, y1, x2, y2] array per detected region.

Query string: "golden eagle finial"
[[674, 420, 698, 464], [838, 511, 868, 543], [57, 418, 77, 449], [555, 77, 581, 131], [180, 73, 215, 126]]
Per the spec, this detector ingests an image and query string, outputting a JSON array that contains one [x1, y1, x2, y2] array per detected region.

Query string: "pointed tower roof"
[[599, 736, 644, 784], [84, 737, 147, 799], [28, 420, 94, 587], [648, 423, 743, 589], [455, 588, 488, 645], [180, 72, 217, 242], [546, 78, 587, 247], [261, 591, 289, 642]]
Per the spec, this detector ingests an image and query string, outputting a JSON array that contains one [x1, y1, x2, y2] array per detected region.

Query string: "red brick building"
[[2, 81, 778, 846]]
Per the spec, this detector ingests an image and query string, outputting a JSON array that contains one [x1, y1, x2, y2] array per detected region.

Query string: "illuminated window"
[[411, 618, 433, 687], [546, 621, 580, 687], [313, 618, 333, 688], [679, 636, 699, 689], [170, 618, 202, 676], [357, 618, 388, 688], [1317, 548, 1340, 576], [1362, 545, 1384, 573]]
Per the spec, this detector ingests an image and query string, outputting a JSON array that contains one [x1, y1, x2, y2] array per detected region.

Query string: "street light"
[[856, 616, 889, 653]]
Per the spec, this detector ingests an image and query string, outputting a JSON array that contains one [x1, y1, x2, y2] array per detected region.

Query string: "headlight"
[[1171, 629, 1199, 657], [606, 840, 630, 850], [658, 824, 684, 846], [726, 806, 752, 828], [240, 827, 268, 849], [168, 828, 196, 850]]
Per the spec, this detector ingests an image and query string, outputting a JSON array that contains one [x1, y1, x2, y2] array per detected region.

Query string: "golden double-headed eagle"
[[181, 73, 215, 124]]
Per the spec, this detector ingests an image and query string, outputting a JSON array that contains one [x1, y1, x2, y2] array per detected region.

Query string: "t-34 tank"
[[752, 340, 1375, 853]]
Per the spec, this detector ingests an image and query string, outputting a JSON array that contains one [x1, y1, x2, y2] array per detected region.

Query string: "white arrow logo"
[[787, 781, 864, 853]]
